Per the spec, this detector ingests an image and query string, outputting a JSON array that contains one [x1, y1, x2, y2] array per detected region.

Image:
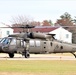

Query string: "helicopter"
[[0, 25, 76, 58]]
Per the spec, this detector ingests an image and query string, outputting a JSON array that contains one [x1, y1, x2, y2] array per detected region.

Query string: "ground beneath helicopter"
[[0, 53, 76, 60]]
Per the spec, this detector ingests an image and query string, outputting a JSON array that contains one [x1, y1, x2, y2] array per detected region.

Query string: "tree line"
[[11, 12, 76, 26], [11, 12, 76, 43]]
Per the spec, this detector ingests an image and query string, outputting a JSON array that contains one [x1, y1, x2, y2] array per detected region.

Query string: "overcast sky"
[[0, 0, 76, 25]]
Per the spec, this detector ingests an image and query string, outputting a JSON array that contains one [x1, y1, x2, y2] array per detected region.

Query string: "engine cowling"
[[28, 32, 53, 40]]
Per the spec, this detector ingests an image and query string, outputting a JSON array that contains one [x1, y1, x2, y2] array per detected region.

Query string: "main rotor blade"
[[1, 25, 76, 29], [0, 24, 35, 28], [35, 25, 76, 28]]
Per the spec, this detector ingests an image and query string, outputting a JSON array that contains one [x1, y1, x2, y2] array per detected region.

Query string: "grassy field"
[[0, 60, 76, 75]]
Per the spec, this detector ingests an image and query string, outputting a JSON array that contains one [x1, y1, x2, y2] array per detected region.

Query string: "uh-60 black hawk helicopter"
[[0, 24, 76, 58]]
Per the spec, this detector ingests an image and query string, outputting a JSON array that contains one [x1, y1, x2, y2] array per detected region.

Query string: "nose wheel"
[[9, 53, 14, 58]]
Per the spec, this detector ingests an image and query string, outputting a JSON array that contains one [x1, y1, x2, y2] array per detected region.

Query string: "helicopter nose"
[[0, 43, 3, 51]]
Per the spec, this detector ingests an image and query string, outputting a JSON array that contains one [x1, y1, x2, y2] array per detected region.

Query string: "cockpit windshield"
[[0, 38, 12, 44], [0, 38, 3, 42]]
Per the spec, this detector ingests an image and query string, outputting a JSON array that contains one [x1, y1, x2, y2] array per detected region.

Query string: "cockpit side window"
[[4, 39, 9, 44], [10, 38, 16, 45], [0, 38, 10, 44]]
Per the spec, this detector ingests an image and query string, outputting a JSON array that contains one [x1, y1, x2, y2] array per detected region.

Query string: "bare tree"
[[11, 15, 33, 25]]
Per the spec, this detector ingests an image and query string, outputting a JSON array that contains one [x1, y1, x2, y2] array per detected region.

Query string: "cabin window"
[[30, 40, 35, 47], [36, 40, 40, 47], [21, 40, 26, 47]]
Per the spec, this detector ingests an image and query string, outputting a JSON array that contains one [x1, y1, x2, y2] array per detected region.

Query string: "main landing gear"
[[71, 52, 76, 58], [24, 40, 30, 58], [24, 50, 30, 58]]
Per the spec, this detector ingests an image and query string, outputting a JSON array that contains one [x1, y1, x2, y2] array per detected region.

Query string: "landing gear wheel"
[[25, 50, 30, 58], [9, 53, 14, 58], [71, 52, 76, 58]]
